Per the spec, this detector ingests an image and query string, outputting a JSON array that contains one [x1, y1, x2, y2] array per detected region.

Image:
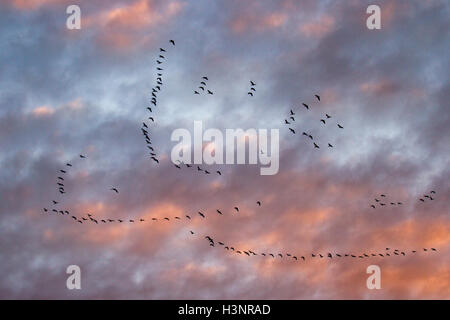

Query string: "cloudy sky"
[[0, 0, 449, 299]]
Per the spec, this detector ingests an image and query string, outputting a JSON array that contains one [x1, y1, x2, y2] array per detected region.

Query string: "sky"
[[0, 0, 449, 299]]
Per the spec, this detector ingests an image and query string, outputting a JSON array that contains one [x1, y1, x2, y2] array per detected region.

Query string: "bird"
[[79, 154, 86, 158], [315, 94, 320, 101], [430, 190, 436, 194], [207, 90, 213, 95], [234, 207, 239, 212], [60, 170, 66, 173], [216, 209, 223, 215], [149, 117, 154, 122], [250, 87, 256, 92], [198, 212, 205, 218], [110, 188, 119, 194], [66, 163, 72, 167], [164, 217, 170, 221], [169, 40, 175, 45], [328, 143, 333, 148], [250, 81, 256, 86], [256, 201, 261, 206], [302, 103, 309, 110], [43, 208, 48, 212], [371, 205, 376, 209], [419, 198, 425, 202], [194, 91, 199, 94], [216, 171, 221, 175], [52, 200, 58, 205], [320, 119, 326, 124], [151, 157, 159, 163], [203, 76, 208, 81], [248, 92, 253, 96], [285, 119, 290, 124], [325, 114, 331, 119], [380, 194, 386, 197], [289, 128, 295, 134], [337, 124, 344, 129], [313, 143, 320, 148], [190, 231, 195, 235], [160, 48, 166, 52]]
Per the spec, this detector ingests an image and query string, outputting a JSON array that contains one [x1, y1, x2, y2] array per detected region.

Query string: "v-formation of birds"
[[41, 39, 441, 267], [286, 94, 344, 149]]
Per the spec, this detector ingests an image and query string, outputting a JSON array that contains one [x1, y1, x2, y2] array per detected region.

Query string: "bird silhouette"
[[289, 128, 295, 134], [302, 103, 309, 110], [169, 40, 175, 46], [110, 187, 119, 194], [337, 124, 344, 129], [315, 94, 320, 101]]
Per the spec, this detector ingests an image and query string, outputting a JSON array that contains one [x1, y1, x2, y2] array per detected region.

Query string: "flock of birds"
[[369, 191, 437, 209], [40, 38, 442, 267], [285, 94, 344, 149], [194, 76, 213, 95], [203, 234, 439, 262]]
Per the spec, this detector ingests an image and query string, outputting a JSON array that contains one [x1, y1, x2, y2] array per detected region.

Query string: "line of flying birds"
[[202, 234, 438, 262], [369, 191, 437, 209]]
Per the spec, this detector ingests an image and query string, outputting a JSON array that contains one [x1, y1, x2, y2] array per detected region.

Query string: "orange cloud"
[[7, 0, 68, 10], [82, 0, 184, 50], [230, 11, 288, 34], [360, 78, 399, 95], [299, 15, 335, 38], [32, 105, 54, 117]]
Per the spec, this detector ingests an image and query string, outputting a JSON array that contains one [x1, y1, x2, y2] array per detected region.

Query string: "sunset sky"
[[0, 0, 449, 299]]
